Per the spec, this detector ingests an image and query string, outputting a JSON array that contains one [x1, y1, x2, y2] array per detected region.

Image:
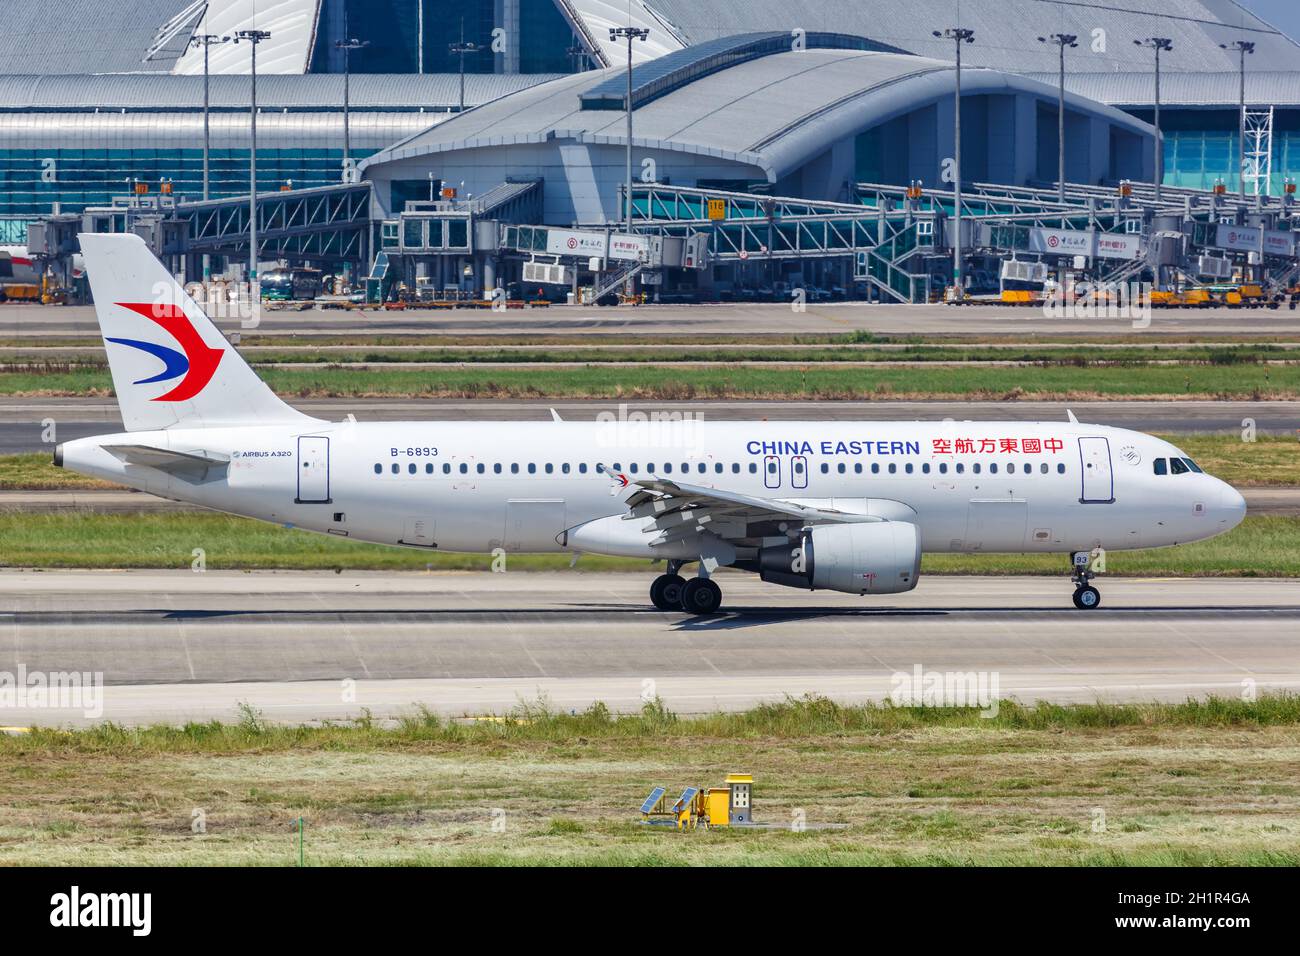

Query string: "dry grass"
[[1, 697, 1297, 865]]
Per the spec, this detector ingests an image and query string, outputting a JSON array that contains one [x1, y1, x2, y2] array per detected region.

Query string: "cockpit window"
[[1182, 458, 1203, 473], [1170, 457, 1190, 475], [1153, 458, 1167, 475]]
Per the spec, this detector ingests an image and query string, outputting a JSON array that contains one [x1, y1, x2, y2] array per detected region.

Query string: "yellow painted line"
[[0, 726, 32, 735]]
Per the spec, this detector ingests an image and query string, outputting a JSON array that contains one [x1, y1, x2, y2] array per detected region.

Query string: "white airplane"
[[57, 234, 1247, 613]]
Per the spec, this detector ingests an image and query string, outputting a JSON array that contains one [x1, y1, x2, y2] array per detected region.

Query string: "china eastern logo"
[[106, 302, 224, 402]]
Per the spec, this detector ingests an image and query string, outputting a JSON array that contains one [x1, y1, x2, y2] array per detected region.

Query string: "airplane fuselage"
[[59, 419, 1246, 557]]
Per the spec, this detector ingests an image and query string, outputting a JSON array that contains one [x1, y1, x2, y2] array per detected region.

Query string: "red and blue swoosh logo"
[[106, 302, 224, 402]]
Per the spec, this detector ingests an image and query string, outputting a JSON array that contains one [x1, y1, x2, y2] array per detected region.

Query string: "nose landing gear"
[[1070, 551, 1101, 609]]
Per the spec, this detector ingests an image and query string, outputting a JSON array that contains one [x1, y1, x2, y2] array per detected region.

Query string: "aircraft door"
[[1078, 437, 1115, 504], [790, 455, 808, 489], [296, 436, 330, 503], [763, 455, 781, 489]]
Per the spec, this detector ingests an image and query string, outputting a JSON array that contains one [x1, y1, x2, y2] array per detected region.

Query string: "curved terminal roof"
[[578, 31, 910, 111], [363, 47, 1153, 183], [582, 0, 1300, 75]]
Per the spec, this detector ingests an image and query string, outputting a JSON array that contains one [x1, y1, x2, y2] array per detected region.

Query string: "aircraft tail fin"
[[78, 232, 317, 432]]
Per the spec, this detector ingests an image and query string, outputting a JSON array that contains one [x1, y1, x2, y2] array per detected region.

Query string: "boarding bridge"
[[376, 180, 543, 298]]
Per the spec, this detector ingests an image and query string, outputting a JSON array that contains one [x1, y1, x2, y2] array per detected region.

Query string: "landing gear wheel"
[[650, 573, 686, 611], [679, 578, 722, 615], [1072, 585, 1101, 610]]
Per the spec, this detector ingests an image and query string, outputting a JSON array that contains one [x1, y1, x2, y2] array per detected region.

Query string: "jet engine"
[[755, 522, 921, 595]]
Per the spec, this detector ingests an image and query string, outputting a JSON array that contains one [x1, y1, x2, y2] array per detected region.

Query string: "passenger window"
[[732, 463, 740, 473], [1040, 463, 1048, 474], [1182, 458, 1203, 474], [922, 463, 931, 474], [511, 463, 519, 474], [578, 463, 587, 474], [442, 463, 451, 474], [794, 461, 805, 474], [1023, 463, 1031, 475], [476, 464, 484, 474], [1153, 458, 1167, 475], [748, 463, 757, 474], [494, 463, 502, 474], [629, 463, 638, 474], [956, 463, 965, 474], [562, 463, 570, 474], [373, 463, 381, 474], [663, 463, 672, 474], [854, 463, 863, 474], [391, 464, 399, 474], [972, 463, 981, 474], [871, 463, 880, 474], [714, 463, 722, 473], [820, 463, 829, 474], [408, 463, 416, 475], [939, 463, 948, 474], [990, 463, 998, 474], [837, 463, 846, 474], [544, 463, 553, 474], [1057, 463, 1065, 474], [905, 463, 913, 474], [888, 463, 897, 474], [646, 463, 656, 473], [769, 461, 779, 474], [596, 463, 606, 473], [458, 463, 467, 474], [1170, 458, 1189, 475], [426, 463, 434, 474]]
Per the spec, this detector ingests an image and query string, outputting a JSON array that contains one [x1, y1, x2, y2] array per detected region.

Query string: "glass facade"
[[1128, 108, 1299, 196], [311, 0, 575, 75], [0, 147, 381, 217]]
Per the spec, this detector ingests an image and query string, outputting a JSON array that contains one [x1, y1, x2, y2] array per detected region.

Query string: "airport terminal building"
[[1, 0, 1296, 221], [2, 0, 1297, 301]]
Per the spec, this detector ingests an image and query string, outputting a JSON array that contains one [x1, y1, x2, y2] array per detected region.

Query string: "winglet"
[[1066, 409, 1079, 424], [550, 408, 563, 422]]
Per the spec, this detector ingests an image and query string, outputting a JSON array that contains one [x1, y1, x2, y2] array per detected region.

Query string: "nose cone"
[[1219, 483, 1247, 530]]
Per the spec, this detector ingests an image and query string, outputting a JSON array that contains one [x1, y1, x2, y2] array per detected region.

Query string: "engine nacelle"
[[758, 522, 921, 595]]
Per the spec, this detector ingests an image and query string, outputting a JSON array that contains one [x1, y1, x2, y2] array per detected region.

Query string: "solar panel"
[[672, 787, 699, 812], [640, 787, 667, 814]]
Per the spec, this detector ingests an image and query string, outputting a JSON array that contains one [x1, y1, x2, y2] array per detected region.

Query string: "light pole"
[[336, 34, 370, 182], [190, 32, 232, 280], [1220, 40, 1255, 201], [417, 0, 424, 74], [1038, 33, 1077, 205], [933, 27, 974, 298], [449, 19, 481, 113], [1135, 37, 1173, 204], [235, 29, 271, 284], [609, 26, 649, 235]]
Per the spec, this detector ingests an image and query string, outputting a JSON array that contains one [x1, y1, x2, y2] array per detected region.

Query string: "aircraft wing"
[[621, 477, 879, 546], [103, 444, 230, 484]]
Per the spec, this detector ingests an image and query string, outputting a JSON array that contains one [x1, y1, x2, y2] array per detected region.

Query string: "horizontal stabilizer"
[[103, 444, 230, 484]]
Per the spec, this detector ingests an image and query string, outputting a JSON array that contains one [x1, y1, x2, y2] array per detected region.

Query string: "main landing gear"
[[650, 562, 722, 615], [1070, 551, 1101, 610]]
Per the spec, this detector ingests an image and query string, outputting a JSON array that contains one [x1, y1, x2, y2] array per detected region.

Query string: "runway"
[[1, 397, 1296, 454], [5, 301, 1300, 338], [1, 570, 1297, 726]]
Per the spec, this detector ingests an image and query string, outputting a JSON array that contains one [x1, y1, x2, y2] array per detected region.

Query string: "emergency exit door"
[[296, 436, 331, 503], [1078, 437, 1114, 504]]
